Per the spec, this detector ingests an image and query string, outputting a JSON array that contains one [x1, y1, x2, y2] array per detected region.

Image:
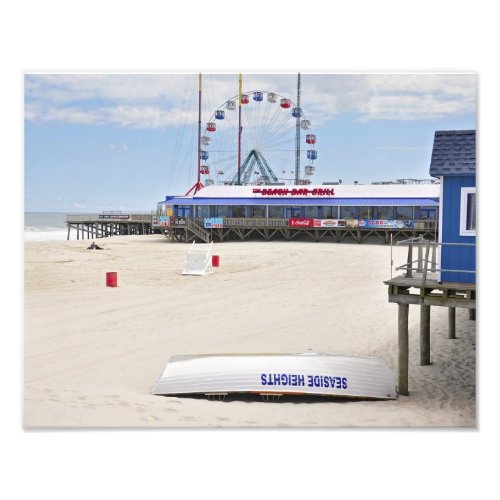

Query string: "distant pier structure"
[[66, 212, 154, 240], [385, 130, 476, 396]]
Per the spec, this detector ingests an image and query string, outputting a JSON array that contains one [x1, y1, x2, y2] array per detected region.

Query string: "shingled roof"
[[429, 130, 476, 177]]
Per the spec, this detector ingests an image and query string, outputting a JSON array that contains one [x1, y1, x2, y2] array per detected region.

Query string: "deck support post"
[[420, 305, 431, 366], [431, 243, 437, 272], [448, 307, 456, 339], [67, 225, 70, 240], [406, 243, 413, 278], [469, 309, 476, 321], [398, 303, 409, 396], [417, 237, 423, 273]]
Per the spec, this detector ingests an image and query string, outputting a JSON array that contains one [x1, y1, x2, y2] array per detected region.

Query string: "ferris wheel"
[[199, 90, 317, 186]]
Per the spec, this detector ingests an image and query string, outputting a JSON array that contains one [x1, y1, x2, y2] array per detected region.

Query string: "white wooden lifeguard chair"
[[182, 241, 214, 276]]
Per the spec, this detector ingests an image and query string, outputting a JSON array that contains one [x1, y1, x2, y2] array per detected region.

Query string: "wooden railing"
[[395, 236, 475, 284], [182, 217, 437, 230]]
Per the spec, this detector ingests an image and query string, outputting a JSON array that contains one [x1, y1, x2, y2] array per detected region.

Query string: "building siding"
[[441, 175, 476, 283]]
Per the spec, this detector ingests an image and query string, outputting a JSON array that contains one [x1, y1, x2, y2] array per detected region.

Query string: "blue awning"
[[162, 197, 438, 207]]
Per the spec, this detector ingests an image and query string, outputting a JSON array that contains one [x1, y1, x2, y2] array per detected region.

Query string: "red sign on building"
[[288, 218, 314, 227]]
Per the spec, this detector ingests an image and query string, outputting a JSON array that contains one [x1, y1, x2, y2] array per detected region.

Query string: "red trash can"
[[106, 272, 118, 287], [212, 255, 220, 267]]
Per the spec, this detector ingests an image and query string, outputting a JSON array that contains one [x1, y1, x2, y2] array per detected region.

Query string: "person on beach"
[[87, 241, 103, 250]]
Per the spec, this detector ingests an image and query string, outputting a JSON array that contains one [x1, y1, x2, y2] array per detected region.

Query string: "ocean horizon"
[[24, 212, 68, 241]]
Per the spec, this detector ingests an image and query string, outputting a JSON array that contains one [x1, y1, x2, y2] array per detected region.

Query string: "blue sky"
[[24, 73, 476, 212]]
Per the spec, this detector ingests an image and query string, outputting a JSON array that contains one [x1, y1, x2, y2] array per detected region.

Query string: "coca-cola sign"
[[288, 218, 314, 227]]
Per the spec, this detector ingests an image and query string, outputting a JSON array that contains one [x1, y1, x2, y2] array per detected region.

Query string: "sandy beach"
[[24, 235, 476, 427]]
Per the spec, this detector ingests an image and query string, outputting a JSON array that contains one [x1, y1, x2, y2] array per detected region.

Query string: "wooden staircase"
[[186, 218, 211, 243]]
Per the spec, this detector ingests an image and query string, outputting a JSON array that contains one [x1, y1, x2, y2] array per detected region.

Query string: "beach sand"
[[24, 235, 476, 427]]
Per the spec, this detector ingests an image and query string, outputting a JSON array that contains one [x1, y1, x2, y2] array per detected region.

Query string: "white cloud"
[[300, 73, 476, 123], [27, 103, 199, 129], [24, 73, 476, 128], [25, 74, 197, 103], [360, 92, 475, 122]]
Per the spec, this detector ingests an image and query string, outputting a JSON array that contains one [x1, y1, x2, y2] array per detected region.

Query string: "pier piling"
[[398, 303, 409, 396], [420, 305, 431, 365], [448, 307, 456, 339]]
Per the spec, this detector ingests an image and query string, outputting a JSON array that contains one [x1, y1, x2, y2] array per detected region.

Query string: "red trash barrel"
[[106, 272, 118, 287], [212, 255, 220, 267]]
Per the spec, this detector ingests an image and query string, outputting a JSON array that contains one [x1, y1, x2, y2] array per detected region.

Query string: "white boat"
[[151, 353, 397, 400]]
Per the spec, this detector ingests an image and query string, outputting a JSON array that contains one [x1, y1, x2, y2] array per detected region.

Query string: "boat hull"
[[152, 353, 397, 400]]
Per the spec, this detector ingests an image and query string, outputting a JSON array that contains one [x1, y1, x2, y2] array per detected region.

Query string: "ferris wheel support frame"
[[295, 72, 301, 185], [186, 72, 204, 196], [237, 73, 242, 186]]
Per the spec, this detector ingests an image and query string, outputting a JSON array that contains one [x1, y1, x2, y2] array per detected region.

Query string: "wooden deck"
[[385, 274, 476, 308]]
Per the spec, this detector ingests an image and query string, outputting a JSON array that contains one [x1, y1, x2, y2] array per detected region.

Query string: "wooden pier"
[[66, 213, 156, 240]]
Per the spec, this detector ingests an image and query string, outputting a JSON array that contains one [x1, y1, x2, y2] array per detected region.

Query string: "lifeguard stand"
[[182, 241, 214, 276]]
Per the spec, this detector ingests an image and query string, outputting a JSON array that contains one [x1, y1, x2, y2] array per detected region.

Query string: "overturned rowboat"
[[152, 353, 397, 400]]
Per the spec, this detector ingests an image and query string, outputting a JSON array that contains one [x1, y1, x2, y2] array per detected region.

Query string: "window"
[[359, 206, 371, 219], [395, 206, 413, 220], [232, 205, 246, 218], [250, 206, 266, 218], [304, 206, 320, 218], [419, 207, 437, 220], [217, 206, 230, 217], [340, 206, 358, 219], [460, 187, 476, 236], [322, 206, 333, 219], [269, 206, 284, 218], [177, 205, 192, 217], [374, 206, 394, 220], [196, 206, 209, 218]]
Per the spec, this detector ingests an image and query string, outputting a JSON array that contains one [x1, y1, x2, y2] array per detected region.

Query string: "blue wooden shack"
[[430, 130, 476, 284]]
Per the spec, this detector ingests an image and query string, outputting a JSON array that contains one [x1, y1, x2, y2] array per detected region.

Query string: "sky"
[[24, 72, 476, 213]]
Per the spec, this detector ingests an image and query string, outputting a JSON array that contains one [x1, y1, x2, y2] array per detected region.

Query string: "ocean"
[[24, 212, 68, 241]]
